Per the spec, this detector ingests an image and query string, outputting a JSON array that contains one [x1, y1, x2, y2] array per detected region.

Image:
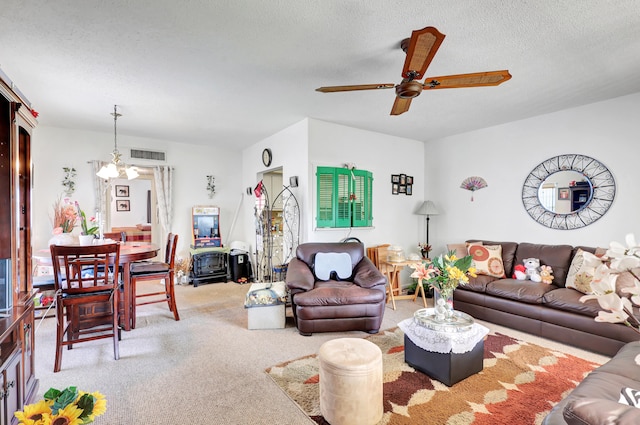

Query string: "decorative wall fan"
[[460, 176, 488, 201], [316, 27, 511, 115]]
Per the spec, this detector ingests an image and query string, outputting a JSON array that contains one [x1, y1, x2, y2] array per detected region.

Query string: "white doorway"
[[106, 167, 158, 244]]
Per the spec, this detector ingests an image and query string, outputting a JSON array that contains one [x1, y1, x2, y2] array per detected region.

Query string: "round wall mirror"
[[522, 154, 615, 229]]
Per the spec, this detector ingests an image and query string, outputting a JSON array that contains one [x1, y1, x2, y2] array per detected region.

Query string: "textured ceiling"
[[1, 0, 639, 150]]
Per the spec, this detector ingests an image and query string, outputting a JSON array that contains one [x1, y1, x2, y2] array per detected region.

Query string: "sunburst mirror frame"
[[522, 154, 616, 230]]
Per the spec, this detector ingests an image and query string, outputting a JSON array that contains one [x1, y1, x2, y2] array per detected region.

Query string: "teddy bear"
[[539, 265, 554, 284], [513, 258, 542, 282]]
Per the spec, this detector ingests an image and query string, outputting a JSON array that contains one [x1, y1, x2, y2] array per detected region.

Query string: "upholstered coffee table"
[[399, 309, 489, 386]]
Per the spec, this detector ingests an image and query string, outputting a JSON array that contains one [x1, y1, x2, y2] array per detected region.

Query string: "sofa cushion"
[[293, 281, 386, 306], [542, 287, 602, 317], [468, 244, 506, 278], [447, 243, 469, 259], [514, 243, 574, 287], [485, 278, 558, 304], [461, 274, 496, 293]]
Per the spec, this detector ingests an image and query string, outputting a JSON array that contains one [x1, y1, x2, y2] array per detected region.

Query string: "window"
[[316, 166, 373, 228]]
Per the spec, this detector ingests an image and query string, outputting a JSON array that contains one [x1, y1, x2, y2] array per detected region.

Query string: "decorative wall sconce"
[[206, 175, 216, 198], [62, 167, 77, 195]]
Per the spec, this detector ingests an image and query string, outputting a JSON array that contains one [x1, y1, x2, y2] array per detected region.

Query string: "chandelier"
[[96, 105, 139, 180]]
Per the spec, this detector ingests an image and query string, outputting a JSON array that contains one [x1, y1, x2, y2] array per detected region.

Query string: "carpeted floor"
[[266, 327, 602, 425], [31, 281, 609, 424]]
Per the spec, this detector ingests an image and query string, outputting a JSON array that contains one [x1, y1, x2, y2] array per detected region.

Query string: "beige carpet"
[[32, 282, 609, 424]]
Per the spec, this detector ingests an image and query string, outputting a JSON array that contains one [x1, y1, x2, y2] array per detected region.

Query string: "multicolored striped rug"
[[265, 327, 600, 425]]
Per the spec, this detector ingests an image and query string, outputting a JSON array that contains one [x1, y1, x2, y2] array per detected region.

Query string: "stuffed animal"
[[513, 264, 526, 280], [539, 265, 554, 284], [514, 258, 542, 282]]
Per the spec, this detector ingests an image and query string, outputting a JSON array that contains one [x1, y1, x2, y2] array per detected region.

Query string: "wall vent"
[[129, 148, 166, 162]]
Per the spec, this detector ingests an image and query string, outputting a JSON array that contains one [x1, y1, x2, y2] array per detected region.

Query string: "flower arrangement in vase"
[[579, 233, 640, 336], [51, 196, 78, 234], [76, 203, 99, 246], [418, 243, 432, 259], [15, 386, 106, 424], [410, 250, 476, 321]]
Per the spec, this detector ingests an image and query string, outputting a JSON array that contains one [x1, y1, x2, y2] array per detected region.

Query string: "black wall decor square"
[[392, 174, 413, 195]]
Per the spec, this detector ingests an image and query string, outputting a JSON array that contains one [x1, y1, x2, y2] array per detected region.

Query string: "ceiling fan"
[[316, 26, 511, 115]]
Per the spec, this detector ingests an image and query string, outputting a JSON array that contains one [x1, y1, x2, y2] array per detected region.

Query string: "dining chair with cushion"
[[50, 243, 122, 373], [129, 233, 180, 328]]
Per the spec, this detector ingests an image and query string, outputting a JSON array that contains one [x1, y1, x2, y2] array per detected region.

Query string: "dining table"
[[34, 240, 160, 331]]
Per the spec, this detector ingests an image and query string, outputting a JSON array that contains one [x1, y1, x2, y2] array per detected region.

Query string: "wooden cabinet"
[[0, 68, 39, 419]]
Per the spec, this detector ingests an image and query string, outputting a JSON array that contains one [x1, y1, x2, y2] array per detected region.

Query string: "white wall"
[[240, 119, 310, 255], [242, 118, 426, 286], [307, 119, 425, 253], [424, 92, 640, 254], [31, 126, 244, 262]]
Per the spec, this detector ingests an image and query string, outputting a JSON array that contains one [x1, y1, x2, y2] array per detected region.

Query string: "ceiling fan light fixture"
[[395, 80, 423, 99]]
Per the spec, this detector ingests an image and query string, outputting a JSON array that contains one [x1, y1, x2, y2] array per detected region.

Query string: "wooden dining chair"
[[129, 233, 180, 328], [50, 243, 121, 373]]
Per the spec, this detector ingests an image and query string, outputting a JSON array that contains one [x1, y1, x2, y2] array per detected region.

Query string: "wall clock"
[[262, 148, 272, 167]]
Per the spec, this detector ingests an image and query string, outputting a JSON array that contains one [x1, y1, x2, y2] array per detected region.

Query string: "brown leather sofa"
[[285, 242, 387, 336], [453, 240, 640, 356], [543, 341, 640, 424]]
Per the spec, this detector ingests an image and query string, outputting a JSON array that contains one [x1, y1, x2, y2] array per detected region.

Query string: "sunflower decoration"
[[15, 386, 106, 425]]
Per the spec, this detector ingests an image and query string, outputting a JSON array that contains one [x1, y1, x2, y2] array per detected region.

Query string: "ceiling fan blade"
[[422, 70, 512, 90], [401, 27, 445, 80], [316, 83, 395, 93], [390, 97, 412, 115]]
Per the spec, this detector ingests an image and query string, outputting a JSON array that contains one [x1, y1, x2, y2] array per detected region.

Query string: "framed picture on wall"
[[558, 187, 570, 200], [392, 183, 399, 195], [406, 184, 413, 195], [116, 200, 130, 212], [115, 185, 130, 197], [391, 174, 400, 183], [400, 174, 406, 185], [398, 185, 407, 194], [406, 176, 413, 185]]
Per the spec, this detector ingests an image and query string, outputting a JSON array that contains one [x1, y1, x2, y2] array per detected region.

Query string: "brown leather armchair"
[[285, 242, 387, 336]]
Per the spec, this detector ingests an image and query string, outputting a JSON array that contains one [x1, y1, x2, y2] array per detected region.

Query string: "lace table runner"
[[398, 317, 490, 354]]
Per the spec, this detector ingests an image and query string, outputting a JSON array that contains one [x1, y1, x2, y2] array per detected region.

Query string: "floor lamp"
[[415, 200, 440, 246]]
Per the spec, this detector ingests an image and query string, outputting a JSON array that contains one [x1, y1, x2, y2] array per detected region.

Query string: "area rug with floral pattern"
[[265, 328, 601, 425]]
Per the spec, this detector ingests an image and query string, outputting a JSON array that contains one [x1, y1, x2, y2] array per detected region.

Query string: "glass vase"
[[48, 233, 76, 246], [433, 288, 455, 322]]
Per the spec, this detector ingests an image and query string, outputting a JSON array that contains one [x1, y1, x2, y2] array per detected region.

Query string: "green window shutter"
[[351, 170, 373, 227], [336, 169, 352, 227], [316, 167, 336, 227], [316, 166, 374, 228]]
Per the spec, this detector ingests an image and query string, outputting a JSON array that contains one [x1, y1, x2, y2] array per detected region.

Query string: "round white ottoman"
[[318, 338, 383, 425]]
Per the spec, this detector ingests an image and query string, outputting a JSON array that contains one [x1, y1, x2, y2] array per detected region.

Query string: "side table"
[[398, 310, 489, 386]]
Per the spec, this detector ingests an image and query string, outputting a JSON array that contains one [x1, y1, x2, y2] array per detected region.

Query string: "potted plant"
[[77, 203, 99, 246]]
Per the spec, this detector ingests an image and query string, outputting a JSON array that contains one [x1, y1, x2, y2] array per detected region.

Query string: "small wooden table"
[[383, 259, 428, 309]]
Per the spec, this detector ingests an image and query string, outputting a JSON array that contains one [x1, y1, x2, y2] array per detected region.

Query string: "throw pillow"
[[467, 244, 505, 278], [447, 243, 469, 259], [314, 252, 352, 281], [566, 248, 607, 294]]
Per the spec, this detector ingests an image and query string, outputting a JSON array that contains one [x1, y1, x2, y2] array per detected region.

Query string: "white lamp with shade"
[[415, 200, 440, 246]]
